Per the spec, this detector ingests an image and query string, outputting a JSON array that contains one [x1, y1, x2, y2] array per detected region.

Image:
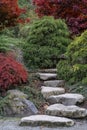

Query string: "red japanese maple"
[[0, 53, 28, 92], [0, 0, 28, 28], [33, 0, 87, 34]]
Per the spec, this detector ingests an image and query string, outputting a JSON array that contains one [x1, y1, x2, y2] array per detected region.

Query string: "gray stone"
[[38, 69, 57, 73], [36, 73, 57, 80], [20, 115, 74, 127], [44, 80, 65, 87], [41, 86, 65, 99], [7, 90, 28, 99], [9, 45, 24, 64], [47, 93, 84, 105], [46, 104, 87, 118], [3, 90, 38, 117], [22, 99, 38, 114]]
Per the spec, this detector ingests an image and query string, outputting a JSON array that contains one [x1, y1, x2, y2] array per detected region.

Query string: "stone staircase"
[[20, 69, 87, 127]]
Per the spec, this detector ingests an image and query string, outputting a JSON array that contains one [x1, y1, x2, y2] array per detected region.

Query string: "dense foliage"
[[33, 0, 87, 35], [0, 0, 28, 29], [22, 16, 71, 69], [57, 30, 87, 84], [0, 53, 28, 92], [18, 24, 31, 38], [0, 35, 23, 52]]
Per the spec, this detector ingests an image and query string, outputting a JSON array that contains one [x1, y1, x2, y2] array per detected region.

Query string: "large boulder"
[[3, 90, 38, 117], [46, 104, 87, 118], [7, 90, 28, 99], [20, 115, 74, 127]]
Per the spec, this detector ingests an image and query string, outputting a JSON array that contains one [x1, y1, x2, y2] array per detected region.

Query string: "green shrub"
[[23, 44, 62, 69], [67, 30, 87, 64], [57, 30, 87, 85], [27, 16, 71, 47], [57, 60, 73, 82], [22, 16, 71, 69], [0, 26, 19, 37], [0, 35, 23, 52]]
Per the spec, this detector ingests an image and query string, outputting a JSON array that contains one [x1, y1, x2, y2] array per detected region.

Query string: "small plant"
[[22, 16, 71, 69], [0, 95, 10, 116], [0, 53, 28, 92], [19, 73, 45, 110]]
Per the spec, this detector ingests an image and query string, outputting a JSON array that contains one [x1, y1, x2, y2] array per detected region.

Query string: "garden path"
[[20, 69, 87, 127], [0, 69, 87, 129]]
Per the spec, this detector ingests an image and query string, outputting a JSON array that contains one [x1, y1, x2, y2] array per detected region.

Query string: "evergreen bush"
[[22, 16, 71, 69], [57, 30, 87, 85]]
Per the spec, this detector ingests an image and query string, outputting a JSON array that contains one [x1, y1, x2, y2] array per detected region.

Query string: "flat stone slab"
[[38, 69, 57, 73], [37, 73, 57, 80], [20, 115, 74, 127], [47, 93, 84, 105], [46, 104, 87, 118], [41, 86, 65, 99], [44, 80, 65, 87]]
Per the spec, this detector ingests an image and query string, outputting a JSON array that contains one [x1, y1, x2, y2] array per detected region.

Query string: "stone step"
[[44, 80, 65, 87], [41, 86, 65, 99], [20, 115, 74, 127], [47, 93, 84, 105], [38, 69, 57, 73], [45, 104, 87, 118], [36, 73, 57, 80]]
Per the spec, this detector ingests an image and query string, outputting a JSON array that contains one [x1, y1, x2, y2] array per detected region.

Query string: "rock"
[[44, 80, 65, 87], [46, 104, 87, 118], [41, 86, 65, 99], [20, 115, 74, 127], [47, 93, 84, 105], [9, 45, 24, 64], [3, 90, 38, 117], [7, 90, 28, 99], [36, 73, 57, 80], [38, 69, 57, 73]]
